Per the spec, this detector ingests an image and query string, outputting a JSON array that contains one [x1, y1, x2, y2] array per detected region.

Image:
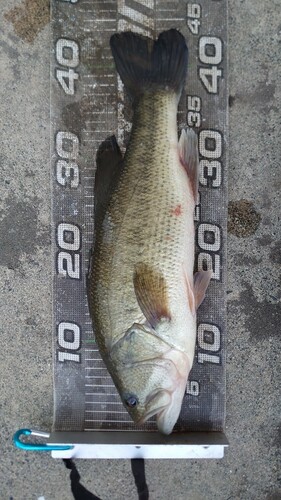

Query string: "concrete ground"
[[1, 0, 280, 499]]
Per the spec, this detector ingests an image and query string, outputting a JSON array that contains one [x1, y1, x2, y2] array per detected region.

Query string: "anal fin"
[[183, 266, 196, 316], [194, 270, 212, 309], [184, 266, 212, 314]]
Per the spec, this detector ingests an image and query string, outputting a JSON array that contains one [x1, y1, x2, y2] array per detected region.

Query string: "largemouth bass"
[[87, 29, 211, 435]]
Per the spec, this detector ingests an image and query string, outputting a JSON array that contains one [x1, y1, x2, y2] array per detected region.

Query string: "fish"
[[87, 29, 212, 435]]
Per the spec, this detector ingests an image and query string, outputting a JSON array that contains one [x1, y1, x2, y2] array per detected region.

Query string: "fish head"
[[119, 361, 188, 435], [109, 323, 189, 434]]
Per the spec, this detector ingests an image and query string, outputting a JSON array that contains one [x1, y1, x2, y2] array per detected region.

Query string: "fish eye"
[[124, 394, 139, 408]]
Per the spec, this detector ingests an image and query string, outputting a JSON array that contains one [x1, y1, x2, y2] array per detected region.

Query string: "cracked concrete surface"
[[1, 0, 280, 498]]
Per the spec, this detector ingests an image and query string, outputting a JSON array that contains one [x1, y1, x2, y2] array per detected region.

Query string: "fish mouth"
[[156, 408, 177, 435], [156, 379, 188, 435], [138, 406, 167, 425], [138, 379, 186, 435], [138, 405, 177, 435], [137, 389, 171, 425]]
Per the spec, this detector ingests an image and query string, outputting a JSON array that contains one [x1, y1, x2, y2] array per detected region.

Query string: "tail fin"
[[110, 29, 188, 99]]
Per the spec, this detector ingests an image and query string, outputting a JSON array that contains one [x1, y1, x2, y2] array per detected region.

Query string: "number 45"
[[187, 3, 201, 35]]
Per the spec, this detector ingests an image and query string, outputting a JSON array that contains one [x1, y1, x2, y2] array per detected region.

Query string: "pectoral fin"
[[133, 263, 171, 329], [194, 270, 212, 309]]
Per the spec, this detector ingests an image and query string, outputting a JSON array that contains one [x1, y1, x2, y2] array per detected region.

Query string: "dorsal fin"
[[94, 135, 123, 227], [178, 128, 199, 202]]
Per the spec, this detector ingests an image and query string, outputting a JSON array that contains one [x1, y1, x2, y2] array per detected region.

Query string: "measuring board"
[[50, 0, 228, 458]]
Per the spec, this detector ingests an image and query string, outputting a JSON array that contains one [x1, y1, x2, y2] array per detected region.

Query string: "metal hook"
[[13, 428, 74, 452]]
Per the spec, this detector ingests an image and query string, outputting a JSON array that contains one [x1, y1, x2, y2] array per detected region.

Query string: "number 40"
[[199, 37, 223, 94], [55, 38, 79, 95]]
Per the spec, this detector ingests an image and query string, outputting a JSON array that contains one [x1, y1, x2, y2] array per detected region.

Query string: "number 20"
[[57, 223, 81, 279]]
